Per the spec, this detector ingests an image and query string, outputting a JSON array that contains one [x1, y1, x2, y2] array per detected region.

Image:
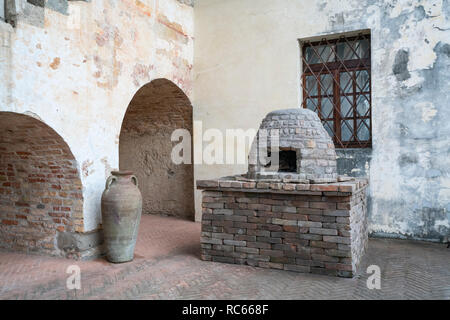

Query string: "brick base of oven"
[[197, 178, 368, 278]]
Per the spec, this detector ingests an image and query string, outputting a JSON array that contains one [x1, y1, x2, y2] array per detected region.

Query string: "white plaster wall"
[[0, 0, 194, 232], [193, 0, 450, 240]]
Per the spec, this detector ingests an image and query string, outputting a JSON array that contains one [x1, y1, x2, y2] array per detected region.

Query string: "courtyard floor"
[[0, 215, 448, 300]]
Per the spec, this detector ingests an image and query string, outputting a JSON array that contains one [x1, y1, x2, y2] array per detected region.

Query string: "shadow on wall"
[[0, 112, 84, 257], [119, 79, 195, 221]]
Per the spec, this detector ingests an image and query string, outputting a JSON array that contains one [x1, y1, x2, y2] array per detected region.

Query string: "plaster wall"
[[0, 0, 194, 233], [119, 79, 194, 221], [193, 0, 450, 241]]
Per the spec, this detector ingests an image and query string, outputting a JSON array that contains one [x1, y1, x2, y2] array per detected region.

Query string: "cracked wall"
[[0, 0, 448, 248], [0, 0, 194, 235], [194, 0, 449, 242]]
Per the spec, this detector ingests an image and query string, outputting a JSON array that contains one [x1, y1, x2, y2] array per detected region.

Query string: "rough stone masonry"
[[197, 178, 368, 278], [197, 108, 369, 278]]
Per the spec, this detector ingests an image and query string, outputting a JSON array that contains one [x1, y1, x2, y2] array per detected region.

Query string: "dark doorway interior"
[[278, 150, 297, 172]]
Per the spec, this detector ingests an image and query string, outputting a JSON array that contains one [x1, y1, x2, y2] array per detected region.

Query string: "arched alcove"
[[0, 112, 83, 256], [119, 79, 194, 221]]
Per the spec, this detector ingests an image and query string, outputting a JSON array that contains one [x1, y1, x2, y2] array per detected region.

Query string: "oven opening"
[[278, 150, 297, 172], [265, 150, 297, 172]]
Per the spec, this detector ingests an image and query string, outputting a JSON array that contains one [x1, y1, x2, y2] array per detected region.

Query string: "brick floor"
[[0, 215, 448, 299]]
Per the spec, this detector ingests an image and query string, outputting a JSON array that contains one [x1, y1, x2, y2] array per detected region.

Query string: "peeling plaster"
[[1, 0, 448, 241], [81, 159, 94, 178], [194, 0, 449, 241], [49, 56, 60, 69], [0, 0, 194, 231], [393, 49, 410, 81], [415, 101, 438, 122], [100, 157, 113, 178]]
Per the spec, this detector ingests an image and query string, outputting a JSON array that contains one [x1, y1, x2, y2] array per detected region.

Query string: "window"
[[301, 33, 372, 148], [0, 0, 5, 21]]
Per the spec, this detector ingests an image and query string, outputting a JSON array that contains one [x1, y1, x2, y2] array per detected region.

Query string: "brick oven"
[[247, 108, 338, 183], [197, 108, 368, 278]]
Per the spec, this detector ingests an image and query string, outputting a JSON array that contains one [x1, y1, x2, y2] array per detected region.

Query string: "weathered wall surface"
[[120, 79, 194, 221], [197, 177, 370, 278], [0, 112, 83, 257], [0, 0, 194, 234], [193, 0, 450, 241]]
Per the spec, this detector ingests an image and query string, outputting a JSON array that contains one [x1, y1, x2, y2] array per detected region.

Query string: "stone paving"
[[0, 215, 448, 300]]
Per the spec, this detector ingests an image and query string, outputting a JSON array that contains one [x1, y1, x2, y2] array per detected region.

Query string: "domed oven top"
[[248, 108, 337, 183]]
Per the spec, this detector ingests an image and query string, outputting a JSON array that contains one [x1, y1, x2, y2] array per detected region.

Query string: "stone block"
[[323, 236, 351, 245], [297, 221, 322, 228], [272, 218, 297, 226], [223, 239, 246, 247], [309, 228, 338, 236], [200, 237, 222, 245], [197, 178, 368, 278]]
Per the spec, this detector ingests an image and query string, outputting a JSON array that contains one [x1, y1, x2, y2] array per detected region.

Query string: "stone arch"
[[0, 112, 83, 256], [119, 78, 194, 221]]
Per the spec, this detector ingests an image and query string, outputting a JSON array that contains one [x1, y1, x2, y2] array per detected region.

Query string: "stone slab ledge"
[[197, 176, 368, 195]]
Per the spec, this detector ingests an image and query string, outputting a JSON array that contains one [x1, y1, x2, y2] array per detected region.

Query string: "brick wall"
[[0, 112, 83, 256], [120, 79, 194, 220], [198, 178, 368, 277]]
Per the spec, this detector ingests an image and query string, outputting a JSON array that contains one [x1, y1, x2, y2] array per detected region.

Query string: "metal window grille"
[[301, 33, 372, 148]]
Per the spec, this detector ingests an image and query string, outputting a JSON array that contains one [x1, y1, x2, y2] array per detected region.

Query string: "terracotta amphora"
[[101, 171, 142, 263]]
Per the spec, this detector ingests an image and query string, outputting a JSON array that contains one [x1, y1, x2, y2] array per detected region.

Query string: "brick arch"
[[119, 78, 194, 221], [0, 112, 83, 257]]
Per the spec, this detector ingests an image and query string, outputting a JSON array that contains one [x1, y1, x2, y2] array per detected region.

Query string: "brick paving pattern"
[[0, 215, 448, 299]]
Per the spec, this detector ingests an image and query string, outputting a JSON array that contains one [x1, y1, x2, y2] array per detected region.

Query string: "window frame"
[[0, 0, 5, 22], [300, 33, 372, 149]]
